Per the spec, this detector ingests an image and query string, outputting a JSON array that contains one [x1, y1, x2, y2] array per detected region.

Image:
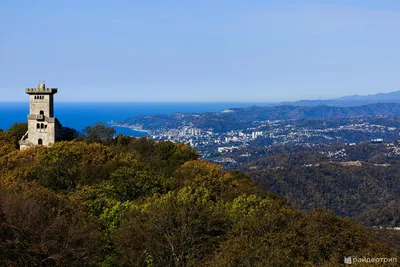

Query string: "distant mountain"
[[282, 90, 400, 107], [230, 103, 400, 121]]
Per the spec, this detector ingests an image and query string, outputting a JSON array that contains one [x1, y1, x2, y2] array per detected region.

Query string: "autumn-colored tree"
[[0, 186, 104, 266], [213, 199, 397, 266], [170, 160, 259, 200], [32, 141, 116, 191], [114, 186, 231, 267], [0, 140, 16, 158], [1, 125, 399, 266]]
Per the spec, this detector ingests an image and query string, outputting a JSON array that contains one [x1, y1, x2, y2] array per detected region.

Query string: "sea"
[[0, 102, 270, 136]]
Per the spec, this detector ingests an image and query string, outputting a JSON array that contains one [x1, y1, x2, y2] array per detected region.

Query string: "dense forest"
[[0, 123, 399, 266], [240, 142, 400, 240], [246, 162, 400, 217]]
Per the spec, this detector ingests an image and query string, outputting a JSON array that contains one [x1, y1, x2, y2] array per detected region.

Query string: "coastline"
[[109, 123, 152, 134]]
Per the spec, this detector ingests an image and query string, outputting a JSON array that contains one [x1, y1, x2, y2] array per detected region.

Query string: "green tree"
[[110, 166, 164, 201], [82, 122, 116, 144], [7, 122, 28, 140], [32, 141, 115, 191], [61, 126, 81, 141]]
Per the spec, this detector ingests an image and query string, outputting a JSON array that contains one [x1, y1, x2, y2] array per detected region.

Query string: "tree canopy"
[[0, 125, 398, 266]]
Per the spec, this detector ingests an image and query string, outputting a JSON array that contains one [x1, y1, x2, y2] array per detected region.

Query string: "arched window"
[[40, 110, 44, 115], [38, 139, 43, 145], [41, 123, 44, 129], [34, 96, 36, 99], [37, 123, 39, 129], [45, 125, 47, 129]]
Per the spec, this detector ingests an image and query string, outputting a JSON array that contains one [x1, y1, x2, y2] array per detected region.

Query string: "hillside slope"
[[0, 128, 398, 266]]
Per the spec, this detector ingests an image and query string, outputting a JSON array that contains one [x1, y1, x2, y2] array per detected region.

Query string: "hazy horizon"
[[1, 89, 399, 103], [1, 0, 400, 102]]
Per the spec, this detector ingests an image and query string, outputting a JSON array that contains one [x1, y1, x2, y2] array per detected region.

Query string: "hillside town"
[[112, 115, 400, 162]]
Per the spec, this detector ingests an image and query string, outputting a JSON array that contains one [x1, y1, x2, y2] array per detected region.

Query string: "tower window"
[[45, 125, 47, 129], [40, 110, 44, 115], [41, 123, 44, 129], [38, 139, 43, 145], [37, 123, 39, 129]]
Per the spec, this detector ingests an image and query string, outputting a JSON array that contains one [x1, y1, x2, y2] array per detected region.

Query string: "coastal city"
[[111, 114, 400, 162]]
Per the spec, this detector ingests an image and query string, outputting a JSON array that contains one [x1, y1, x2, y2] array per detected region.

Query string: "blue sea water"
[[0, 102, 269, 136]]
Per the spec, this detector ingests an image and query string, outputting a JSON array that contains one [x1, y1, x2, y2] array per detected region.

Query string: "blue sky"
[[1, 0, 400, 102]]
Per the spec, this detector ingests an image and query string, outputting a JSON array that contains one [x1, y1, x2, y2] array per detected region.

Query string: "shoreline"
[[109, 123, 152, 134]]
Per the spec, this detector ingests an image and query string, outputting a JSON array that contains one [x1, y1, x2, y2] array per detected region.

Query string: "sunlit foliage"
[[0, 124, 398, 266]]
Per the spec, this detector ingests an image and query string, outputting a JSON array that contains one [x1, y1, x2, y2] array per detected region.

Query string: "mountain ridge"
[[281, 90, 400, 107]]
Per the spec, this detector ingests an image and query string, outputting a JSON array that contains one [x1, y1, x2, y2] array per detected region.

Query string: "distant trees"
[[356, 201, 400, 227], [60, 126, 81, 141], [82, 122, 116, 144]]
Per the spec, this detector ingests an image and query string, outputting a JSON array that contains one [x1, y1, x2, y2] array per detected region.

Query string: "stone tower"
[[19, 82, 62, 149]]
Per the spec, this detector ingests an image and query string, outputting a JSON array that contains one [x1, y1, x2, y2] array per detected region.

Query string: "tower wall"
[[29, 94, 53, 117], [20, 83, 61, 149]]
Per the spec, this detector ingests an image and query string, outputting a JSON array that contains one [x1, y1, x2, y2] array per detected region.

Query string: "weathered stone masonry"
[[19, 83, 62, 149]]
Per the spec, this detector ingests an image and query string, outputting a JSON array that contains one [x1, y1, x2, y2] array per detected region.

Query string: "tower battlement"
[[26, 83, 58, 94]]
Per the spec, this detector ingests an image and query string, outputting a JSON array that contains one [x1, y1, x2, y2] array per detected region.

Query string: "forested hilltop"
[[1, 123, 398, 266]]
